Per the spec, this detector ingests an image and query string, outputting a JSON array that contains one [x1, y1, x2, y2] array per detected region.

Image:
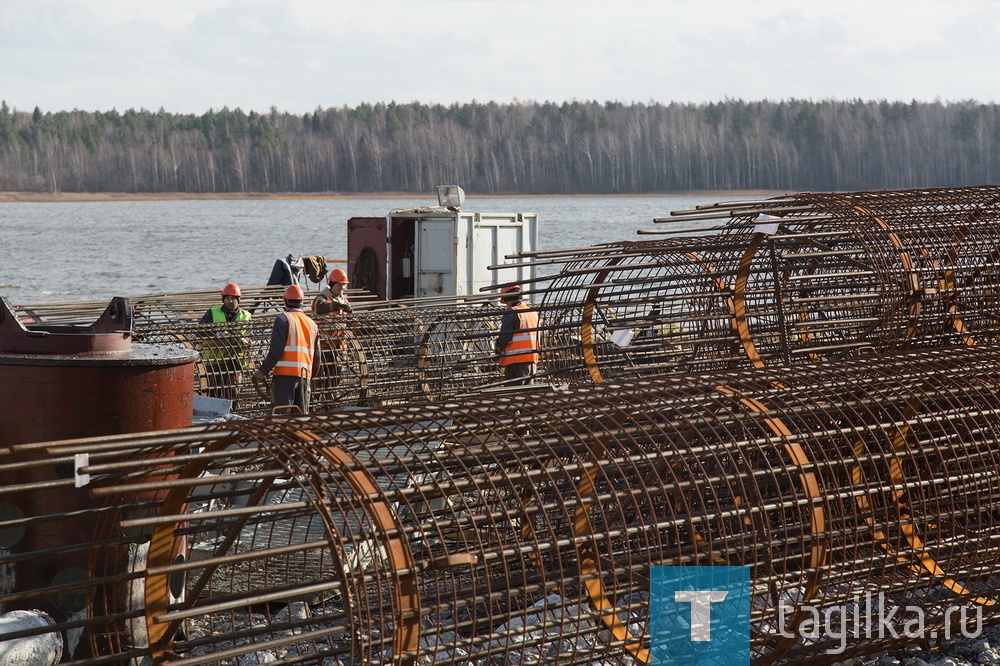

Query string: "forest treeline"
[[0, 98, 997, 195]]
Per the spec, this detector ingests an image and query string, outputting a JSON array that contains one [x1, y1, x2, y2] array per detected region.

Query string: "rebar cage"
[[17, 185, 1000, 410], [3, 344, 1000, 664], [519, 185, 1000, 383], [130, 305, 506, 416]]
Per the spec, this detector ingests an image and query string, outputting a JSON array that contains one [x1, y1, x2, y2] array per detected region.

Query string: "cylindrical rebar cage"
[[520, 185, 1000, 383], [5, 343, 1000, 664]]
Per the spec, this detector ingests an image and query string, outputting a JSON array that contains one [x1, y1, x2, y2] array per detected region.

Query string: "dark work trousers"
[[502, 362, 536, 386], [272, 375, 310, 415]]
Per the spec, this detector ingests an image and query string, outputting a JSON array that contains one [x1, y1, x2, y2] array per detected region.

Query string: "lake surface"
[[0, 193, 770, 304]]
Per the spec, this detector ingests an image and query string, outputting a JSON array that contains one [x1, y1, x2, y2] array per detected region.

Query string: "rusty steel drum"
[[0, 344, 196, 445], [0, 297, 197, 446]]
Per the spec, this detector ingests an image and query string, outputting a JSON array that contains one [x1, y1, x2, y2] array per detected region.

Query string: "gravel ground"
[[835, 625, 1000, 666]]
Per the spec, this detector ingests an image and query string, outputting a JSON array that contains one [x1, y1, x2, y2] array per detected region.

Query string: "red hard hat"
[[283, 284, 305, 301], [330, 268, 349, 284], [222, 282, 242, 298], [500, 285, 522, 296]]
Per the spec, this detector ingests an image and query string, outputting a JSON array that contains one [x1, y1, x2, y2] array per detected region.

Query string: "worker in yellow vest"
[[253, 284, 322, 414], [198, 282, 252, 405], [494, 285, 540, 385]]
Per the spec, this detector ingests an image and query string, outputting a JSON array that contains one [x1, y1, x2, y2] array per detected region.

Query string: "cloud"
[[1, 0, 998, 114]]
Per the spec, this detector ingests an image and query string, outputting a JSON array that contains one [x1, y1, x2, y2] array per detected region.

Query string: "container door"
[[415, 217, 457, 297], [347, 217, 387, 299], [467, 213, 538, 295]]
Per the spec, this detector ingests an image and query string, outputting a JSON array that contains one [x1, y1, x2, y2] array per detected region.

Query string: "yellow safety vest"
[[201, 307, 252, 363]]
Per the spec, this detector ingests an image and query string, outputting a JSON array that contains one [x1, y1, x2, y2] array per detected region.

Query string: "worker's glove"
[[252, 370, 266, 383]]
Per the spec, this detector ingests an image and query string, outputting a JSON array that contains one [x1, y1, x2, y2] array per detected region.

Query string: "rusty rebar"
[[490, 185, 1000, 384], [4, 344, 1000, 664], [129, 304, 507, 415], [17, 185, 1000, 412]]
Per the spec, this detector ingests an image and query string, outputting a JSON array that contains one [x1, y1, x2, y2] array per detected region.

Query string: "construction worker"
[[494, 285, 540, 385], [252, 284, 322, 415], [312, 268, 353, 315], [198, 283, 252, 405]]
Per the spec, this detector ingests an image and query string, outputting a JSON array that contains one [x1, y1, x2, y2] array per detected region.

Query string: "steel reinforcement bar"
[[16, 185, 1000, 412], [3, 343, 1000, 664], [131, 304, 509, 416], [106, 185, 1000, 413], [14, 287, 496, 327], [498, 185, 1000, 384]]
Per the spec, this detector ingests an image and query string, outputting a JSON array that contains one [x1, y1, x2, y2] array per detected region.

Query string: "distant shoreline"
[[0, 190, 785, 203]]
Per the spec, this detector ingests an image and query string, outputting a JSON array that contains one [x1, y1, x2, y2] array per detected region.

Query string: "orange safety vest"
[[499, 303, 539, 366], [317, 293, 351, 350], [273, 311, 319, 378]]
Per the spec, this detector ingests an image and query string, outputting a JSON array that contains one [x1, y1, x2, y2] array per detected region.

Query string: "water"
[[0, 193, 767, 304]]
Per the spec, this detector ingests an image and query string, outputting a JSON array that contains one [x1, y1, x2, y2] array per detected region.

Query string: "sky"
[[2, 0, 999, 116]]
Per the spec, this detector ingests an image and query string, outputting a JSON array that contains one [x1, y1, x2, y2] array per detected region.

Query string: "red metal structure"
[[0, 296, 197, 644]]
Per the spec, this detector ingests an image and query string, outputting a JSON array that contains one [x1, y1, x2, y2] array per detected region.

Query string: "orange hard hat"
[[283, 284, 305, 301], [222, 282, 242, 298], [500, 285, 522, 298], [330, 268, 349, 284]]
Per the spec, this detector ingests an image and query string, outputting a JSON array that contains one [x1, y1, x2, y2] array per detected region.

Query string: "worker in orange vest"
[[312, 267, 353, 315], [312, 267, 352, 354], [253, 284, 322, 414], [494, 285, 540, 385]]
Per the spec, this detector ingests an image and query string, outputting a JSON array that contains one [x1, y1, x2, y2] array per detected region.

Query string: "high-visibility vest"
[[499, 303, 539, 366], [313, 290, 351, 350], [273, 311, 318, 378], [201, 307, 252, 363], [209, 306, 251, 324]]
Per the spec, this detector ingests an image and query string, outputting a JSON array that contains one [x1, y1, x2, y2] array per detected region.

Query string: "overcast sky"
[[2, 0, 998, 116]]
